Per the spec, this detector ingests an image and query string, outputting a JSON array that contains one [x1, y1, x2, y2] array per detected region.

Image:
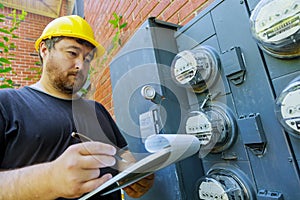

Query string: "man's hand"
[[122, 173, 155, 198], [49, 142, 117, 198]]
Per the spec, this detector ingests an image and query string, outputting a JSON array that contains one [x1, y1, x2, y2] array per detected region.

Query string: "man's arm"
[[0, 142, 117, 200]]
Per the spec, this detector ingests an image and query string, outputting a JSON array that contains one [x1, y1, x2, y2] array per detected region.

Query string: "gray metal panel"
[[176, 13, 216, 51], [273, 71, 300, 97], [110, 49, 161, 135], [174, 0, 223, 51], [263, 53, 300, 79], [175, 155, 204, 200], [211, 0, 255, 53]]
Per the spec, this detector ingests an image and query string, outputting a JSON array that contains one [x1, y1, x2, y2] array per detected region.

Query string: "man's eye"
[[67, 51, 77, 57]]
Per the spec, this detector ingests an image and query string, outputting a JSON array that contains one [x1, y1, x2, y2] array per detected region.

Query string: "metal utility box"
[[109, 0, 300, 199], [109, 19, 202, 200]]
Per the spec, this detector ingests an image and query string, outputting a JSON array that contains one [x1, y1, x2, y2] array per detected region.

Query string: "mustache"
[[68, 70, 84, 80]]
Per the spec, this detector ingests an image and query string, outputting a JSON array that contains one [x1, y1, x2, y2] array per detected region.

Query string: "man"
[[0, 15, 154, 199]]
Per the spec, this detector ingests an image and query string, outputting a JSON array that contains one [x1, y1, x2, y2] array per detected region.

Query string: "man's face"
[[42, 38, 94, 94]]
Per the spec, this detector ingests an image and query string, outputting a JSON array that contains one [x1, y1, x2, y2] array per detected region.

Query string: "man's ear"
[[39, 41, 49, 60]]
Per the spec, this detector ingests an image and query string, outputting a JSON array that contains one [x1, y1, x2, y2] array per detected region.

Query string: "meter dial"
[[185, 103, 237, 155], [198, 176, 244, 200], [171, 46, 220, 93], [195, 164, 255, 200], [275, 76, 300, 138], [250, 0, 300, 58], [186, 111, 213, 146]]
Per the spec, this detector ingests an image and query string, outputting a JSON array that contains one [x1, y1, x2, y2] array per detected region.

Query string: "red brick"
[[124, 0, 138, 19], [150, 0, 171, 17], [162, 0, 188, 21], [140, 0, 159, 19]]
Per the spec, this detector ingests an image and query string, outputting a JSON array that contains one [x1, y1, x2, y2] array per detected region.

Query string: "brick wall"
[[84, 0, 214, 115], [1, 0, 68, 87], [1, 7, 48, 87]]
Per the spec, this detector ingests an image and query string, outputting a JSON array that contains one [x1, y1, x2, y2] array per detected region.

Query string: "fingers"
[[123, 186, 137, 197], [77, 142, 116, 156], [135, 174, 155, 187], [80, 154, 116, 169], [70, 142, 117, 168], [80, 173, 113, 194], [123, 174, 155, 198], [123, 184, 146, 198], [75, 168, 100, 181]]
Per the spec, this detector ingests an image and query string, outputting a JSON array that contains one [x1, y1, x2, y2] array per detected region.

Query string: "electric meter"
[[250, 0, 300, 58], [185, 103, 236, 155], [195, 164, 255, 200], [275, 76, 300, 138], [171, 46, 220, 93]]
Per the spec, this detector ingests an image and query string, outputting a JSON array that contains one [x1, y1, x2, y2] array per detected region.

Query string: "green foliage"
[[0, 3, 27, 88], [108, 12, 128, 53], [85, 12, 127, 98], [89, 12, 127, 76], [91, 12, 127, 74]]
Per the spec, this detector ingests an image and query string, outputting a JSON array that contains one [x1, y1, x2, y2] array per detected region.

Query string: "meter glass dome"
[[250, 0, 300, 58], [195, 164, 255, 200], [170, 46, 220, 93], [185, 103, 237, 157], [275, 76, 300, 138]]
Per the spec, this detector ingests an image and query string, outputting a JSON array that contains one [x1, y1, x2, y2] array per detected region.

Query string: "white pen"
[[71, 132, 128, 163]]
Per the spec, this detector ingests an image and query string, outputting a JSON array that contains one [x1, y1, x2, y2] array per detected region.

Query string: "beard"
[[53, 72, 86, 94], [45, 63, 87, 94]]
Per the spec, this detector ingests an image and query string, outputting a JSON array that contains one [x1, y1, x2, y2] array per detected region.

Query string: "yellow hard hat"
[[35, 15, 105, 56]]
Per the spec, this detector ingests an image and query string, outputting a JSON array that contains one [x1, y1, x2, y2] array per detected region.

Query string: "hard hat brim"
[[35, 35, 105, 58]]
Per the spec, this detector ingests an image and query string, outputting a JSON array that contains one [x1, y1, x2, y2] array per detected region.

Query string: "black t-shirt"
[[0, 87, 127, 200]]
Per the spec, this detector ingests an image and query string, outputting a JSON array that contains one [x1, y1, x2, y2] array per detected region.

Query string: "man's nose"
[[75, 57, 84, 70]]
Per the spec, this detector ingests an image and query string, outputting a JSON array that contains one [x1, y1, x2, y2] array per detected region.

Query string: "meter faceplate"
[[198, 178, 229, 200]]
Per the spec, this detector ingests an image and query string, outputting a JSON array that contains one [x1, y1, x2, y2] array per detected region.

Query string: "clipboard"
[[79, 134, 200, 199], [79, 147, 171, 199]]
